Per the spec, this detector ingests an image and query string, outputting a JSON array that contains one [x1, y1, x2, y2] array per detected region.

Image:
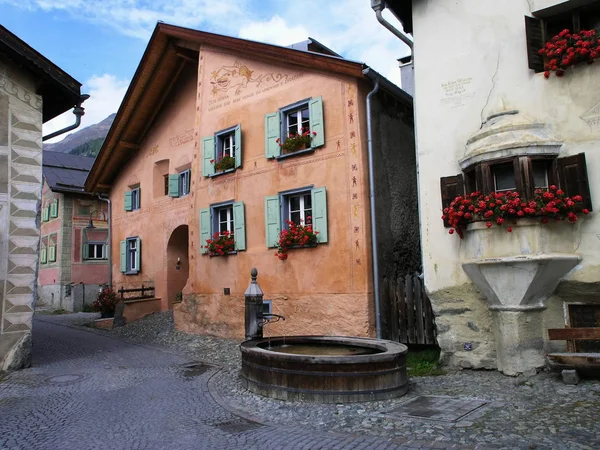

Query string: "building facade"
[[386, 0, 600, 375], [86, 24, 419, 340], [0, 26, 82, 370], [38, 151, 108, 311]]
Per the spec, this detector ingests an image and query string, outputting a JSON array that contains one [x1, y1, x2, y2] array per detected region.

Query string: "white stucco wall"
[[411, 0, 600, 373], [413, 0, 600, 292]]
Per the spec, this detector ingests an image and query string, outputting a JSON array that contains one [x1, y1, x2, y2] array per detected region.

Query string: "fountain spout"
[[261, 313, 285, 326]]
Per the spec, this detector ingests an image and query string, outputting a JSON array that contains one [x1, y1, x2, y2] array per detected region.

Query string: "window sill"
[[207, 251, 238, 257], [275, 148, 315, 161], [124, 270, 140, 275], [209, 168, 237, 178]]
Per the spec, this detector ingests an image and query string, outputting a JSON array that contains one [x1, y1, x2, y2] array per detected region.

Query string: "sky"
[[0, 0, 411, 143]]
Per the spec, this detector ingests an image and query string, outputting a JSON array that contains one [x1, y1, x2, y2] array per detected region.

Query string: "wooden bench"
[[547, 327, 600, 383]]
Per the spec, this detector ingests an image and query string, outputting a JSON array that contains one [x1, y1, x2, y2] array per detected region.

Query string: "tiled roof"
[[42, 151, 95, 193]]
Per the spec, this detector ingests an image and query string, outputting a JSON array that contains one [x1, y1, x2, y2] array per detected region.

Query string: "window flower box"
[[204, 231, 235, 256], [539, 28, 600, 77], [275, 219, 319, 260]]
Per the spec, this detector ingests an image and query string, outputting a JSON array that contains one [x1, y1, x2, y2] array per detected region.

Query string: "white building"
[[378, 0, 600, 375]]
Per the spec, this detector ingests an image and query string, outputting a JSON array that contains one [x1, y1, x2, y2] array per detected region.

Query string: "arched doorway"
[[166, 225, 189, 308]]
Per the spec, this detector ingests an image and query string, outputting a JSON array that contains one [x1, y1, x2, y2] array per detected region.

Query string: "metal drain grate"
[[212, 420, 263, 434], [385, 395, 488, 422]]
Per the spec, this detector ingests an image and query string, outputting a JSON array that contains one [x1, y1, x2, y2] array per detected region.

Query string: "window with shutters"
[[198, 201, 246, 255], [167, 169, 191, 197], [49, 199, 59, 219], [85, 243, 106, 260], [124, 186, 141, 211], [264, 96, 325, 160], [525, 2, 600, 73], [179, 169, 191, 196], [120, 236, 141, 274], [440, 153, 592, 227], [203, 125, 242, 177], [48, 235, 57, 263], [264, 186, 328, 248]]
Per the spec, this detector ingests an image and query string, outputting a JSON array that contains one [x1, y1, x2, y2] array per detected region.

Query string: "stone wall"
[[0, 63, 43, 371]]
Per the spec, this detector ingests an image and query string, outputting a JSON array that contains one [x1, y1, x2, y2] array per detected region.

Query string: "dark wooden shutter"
[[557, 153, 593, 211], [525, 16, 545, 73], [440, 174, 464, 227], [517, 156, 533, 200]]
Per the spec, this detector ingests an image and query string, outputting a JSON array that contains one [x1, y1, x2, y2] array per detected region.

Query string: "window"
[[124, 187, 140, 211], [50, 199, 59, 219], [85, 242, 106, 260], [264, 187, 328, 247], [202, 125, 242, 177], [199, 201, 246, 254], [526, 3, 600, 72], [42, 205, 49, 222], [40, 244, 47, 264], [48, 235, 57, 263], [168, 169, 191, 197], [265, 96, 325, 159], [120, 237, 141, 274], [164, 174, 169, 196], [440, 153, 592, 227]]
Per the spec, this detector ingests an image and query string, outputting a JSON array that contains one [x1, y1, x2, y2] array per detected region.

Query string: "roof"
[[0, 25, 82, 122], [286, 38, 342, 58], [43, 151, 95, 194], [385, 0, 413, 34], [85, 23, 411, 193]]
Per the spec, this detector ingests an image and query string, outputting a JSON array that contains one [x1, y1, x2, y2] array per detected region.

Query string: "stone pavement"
[[1, 313, 599, 450]]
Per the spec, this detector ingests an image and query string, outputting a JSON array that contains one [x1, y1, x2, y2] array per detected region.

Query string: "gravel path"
[[56, 311, 600, 449]]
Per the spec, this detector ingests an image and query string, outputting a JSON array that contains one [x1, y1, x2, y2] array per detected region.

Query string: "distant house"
[[382, 1, 600, 375], [85, 24, 420, 340], [0, 25, 82, 370], [38, 151, 108, 311]]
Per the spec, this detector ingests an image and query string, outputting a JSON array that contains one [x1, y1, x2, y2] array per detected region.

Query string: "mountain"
[[43, 113, 115, 155]]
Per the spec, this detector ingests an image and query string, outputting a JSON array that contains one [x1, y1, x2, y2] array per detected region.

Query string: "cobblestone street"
[[1, 314, 599, 450]]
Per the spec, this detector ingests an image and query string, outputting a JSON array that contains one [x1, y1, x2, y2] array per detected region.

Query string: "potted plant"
[[92, 287, 119, 318], [212, 155, 236, 172], [442, 185, 590, 238], [276, 128, 317, 154], [275, 218, 319, 260], [205, 230, 235, 256], [539, 28, 600, 77]]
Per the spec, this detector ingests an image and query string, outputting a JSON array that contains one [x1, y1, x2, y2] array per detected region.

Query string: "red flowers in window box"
[[275, 218, 319, 260], [211, 154, 235, 172], [539, 28, 600, 77], [442, 185, 590, 238], [205, 231, 235, 256], [276, 128, 317, 154]]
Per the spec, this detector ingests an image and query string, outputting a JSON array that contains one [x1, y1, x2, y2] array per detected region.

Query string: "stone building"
[[0, 25, 82, 370], [38, 151, 108, 311], [85, 24, 420, 340], [382, 0, 600, 375]]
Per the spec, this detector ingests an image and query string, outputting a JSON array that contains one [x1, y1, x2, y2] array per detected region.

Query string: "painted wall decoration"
[[210, 61, 289, 96]]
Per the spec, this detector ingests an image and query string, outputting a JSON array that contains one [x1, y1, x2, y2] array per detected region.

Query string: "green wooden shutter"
[[265, 111, 281, 158], [265, 195, 281, 248], [40, 247, 47, 264], [202, 136, 216, 177], [309, 96, 325, 148], [135, 238, 141, 273], [42, 206, 49, 222], [124, 191, 132, 211], [48, 245, 56, 262], [168, 174, 180, 197], [83, 242, 89, 260], [50, 200, 59, 218], [233, 201, 246, 251], [234, 124, 242, 168], [120, 240, 127, 272], [199, 208, 211, 255], [311, 187, 328, 243]]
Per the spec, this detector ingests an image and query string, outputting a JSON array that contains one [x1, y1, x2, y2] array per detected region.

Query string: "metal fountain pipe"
[[244, 268, 264, 340]]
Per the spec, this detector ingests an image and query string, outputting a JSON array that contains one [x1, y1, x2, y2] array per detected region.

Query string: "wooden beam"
[[119, 141, 140, 150], [174, 46, 199, 63], [548, 328, 600, 341]]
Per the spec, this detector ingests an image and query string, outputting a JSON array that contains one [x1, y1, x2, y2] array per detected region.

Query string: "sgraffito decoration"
[[210, 61, 288, 96]]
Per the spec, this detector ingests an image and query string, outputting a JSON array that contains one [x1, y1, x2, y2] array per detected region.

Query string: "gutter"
[[364, 70, 382, 339], [95, 194, 112, 287], [42, 94, 90, 142], [371, 0, 414, 52]]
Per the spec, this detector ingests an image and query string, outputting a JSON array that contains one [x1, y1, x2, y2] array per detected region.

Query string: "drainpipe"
[[365, 76, 382, 339], [371, 0, 414, 52], [96, 194, 112, 287], [42, 94, 90, 142]]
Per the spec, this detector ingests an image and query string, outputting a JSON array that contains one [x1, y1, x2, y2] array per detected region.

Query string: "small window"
[[179, 169, 191, 197], [287, 192, 312, 226], [492, 163, 516, 193], [164, 175, 169, 196], [86, 242, 106, 260], [216, 204, 234, 236], [125, 187, 141, 211], [199, 202, 246, 254], [216, 129, 236, 163], [532, 160, 550, 189], [120, 237, 141, 274], [265, 97, 325, 159], [203, 125, 242, 177]]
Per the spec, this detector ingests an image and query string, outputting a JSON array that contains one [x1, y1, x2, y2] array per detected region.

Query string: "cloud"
[[43, 74, 128, 143], [239, 15, 309, 47]]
